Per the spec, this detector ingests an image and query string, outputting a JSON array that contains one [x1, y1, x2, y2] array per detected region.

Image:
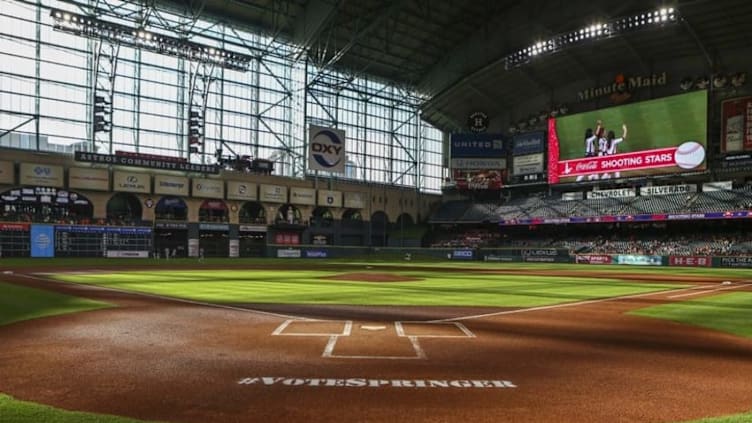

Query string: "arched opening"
[[106, 193, 142, 225], [342, 209, 363, 222], [198, 199, 229, 223], [395, 213, 414, 228], [311, 206, 334, 227], [370, 211, 389, 247], [0, 187, 93, 224], [155, 196, 188, 221], [239, 201, 266, 224], [339, 208, 365, 246], [275, 204, 302, 226], [154, 196, 188, 258]]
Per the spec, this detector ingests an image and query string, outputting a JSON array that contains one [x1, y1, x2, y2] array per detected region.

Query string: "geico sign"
[[311, 129, 344, 169]]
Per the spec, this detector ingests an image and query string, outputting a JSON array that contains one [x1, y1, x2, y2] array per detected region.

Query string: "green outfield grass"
[[630, 292, 752, 338], [0, 281, 110, 326], [51, 269, 687, 307], [682, 411, 752, 423], [556, 90, 707, 160], [2, 256, 751, 278], [0, 394, 154, 423]]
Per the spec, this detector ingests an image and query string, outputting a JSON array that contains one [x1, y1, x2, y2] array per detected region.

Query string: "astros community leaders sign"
[[75, 151, 219, 174]]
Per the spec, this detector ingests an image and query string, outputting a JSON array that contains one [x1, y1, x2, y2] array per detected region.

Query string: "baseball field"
[[0, 258, 751, 422]]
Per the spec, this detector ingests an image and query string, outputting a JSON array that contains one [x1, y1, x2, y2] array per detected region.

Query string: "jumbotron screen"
[[548, 90, 708, 184]]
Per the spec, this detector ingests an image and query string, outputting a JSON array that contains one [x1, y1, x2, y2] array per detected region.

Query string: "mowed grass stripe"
[[630, 292, 752, 338], [0, 282, 111, 326], [0, 394, 155, 423], [53, 270, 686, 307]]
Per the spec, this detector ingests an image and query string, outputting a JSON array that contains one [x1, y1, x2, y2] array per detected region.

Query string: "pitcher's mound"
[[321, 272, 422, 283]]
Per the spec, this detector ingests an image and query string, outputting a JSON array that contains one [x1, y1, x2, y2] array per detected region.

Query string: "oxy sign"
[[309, 125, 346, 173]]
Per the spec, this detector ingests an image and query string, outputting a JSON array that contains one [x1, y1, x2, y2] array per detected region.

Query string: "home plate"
[[722, 281, 733, 285], [361, 325, 386, 331], [2, 271, 13, 274]]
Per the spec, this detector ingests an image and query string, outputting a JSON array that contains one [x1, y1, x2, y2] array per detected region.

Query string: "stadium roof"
[[159, 0, 752, 131]]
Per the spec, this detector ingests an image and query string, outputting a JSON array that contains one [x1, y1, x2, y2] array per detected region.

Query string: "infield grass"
[[52, 269, 687, 307], [0, 281, 110, 326], [630, 292, 752, 338]]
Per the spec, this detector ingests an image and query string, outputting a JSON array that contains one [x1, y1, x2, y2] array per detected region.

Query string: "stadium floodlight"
[[49, 8, 254, 72], [504, 6, 679, 70]]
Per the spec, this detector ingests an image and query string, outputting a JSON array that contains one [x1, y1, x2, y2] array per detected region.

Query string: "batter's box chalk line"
[[271, 319, 475, 360]]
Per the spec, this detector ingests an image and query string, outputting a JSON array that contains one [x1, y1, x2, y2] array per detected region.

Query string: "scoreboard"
[[54, 225, 152, 257]]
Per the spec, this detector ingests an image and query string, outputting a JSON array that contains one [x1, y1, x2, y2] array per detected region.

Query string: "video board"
[[548, 90, 707, 184]]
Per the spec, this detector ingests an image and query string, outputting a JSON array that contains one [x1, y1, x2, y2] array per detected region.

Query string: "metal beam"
[[681, 17, 714, 68], [320, 1, 403, 70], [292, 0, 342, 62]]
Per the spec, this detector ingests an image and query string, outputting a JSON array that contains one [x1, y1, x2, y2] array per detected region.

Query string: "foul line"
[[667, 283, 752, 299], [20, 273, 309, 321], [427, 285, 711, 323]]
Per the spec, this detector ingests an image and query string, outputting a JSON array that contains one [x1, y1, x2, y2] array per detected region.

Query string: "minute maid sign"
[[309, 125, 346, 173]]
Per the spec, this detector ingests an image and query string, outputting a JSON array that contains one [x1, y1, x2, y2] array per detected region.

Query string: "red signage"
[[0, 223, 30, 231], [576, 254, 612, 265], [668, 256, 711, 267], [720, 96, 752, 153]]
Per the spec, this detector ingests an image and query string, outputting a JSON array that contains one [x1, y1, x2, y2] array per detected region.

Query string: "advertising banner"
[[20, 163, 64, 188], [0, 161, 14, 185], [512, 154, 544, 175], [305, 250, 328, 258], [453, 169, 505, 190], [575, 254, 612, 264], [640, 184, 697, 196], [259, 184, 287, 203], [613, 255, 663, 266], [561, 192, 583, 201], [702, 181, 733, 192], [239, 224, 267, 232], [30, 224, 55, 258], [512, 131, 545, 155], [720, 96, 752, 153], [277, 248, 302, 258], [450, 133, 505, 158], [113, 171, 151, 193], [451, 250, 474, 260], [586, 188, 636, 199], [229, 239, 239, 258], [344, 192, 366, 209], [192, 178, 224, 199], [317, 190, 343, 208], [105, 251, 149, 258], [0, 223, 29, 231], [75, 151, 219, 174], [309, 125, 346, 173], [715, 256, 752, 268], [290, 187, 316, 205], [548, 90, 708, 184], [68, 167, 110, 191], [154, 175, 190, 196], [226, 181, 257, 201], [451, 158, 506, 170], [188, 238, 199, 257], [668, 256, 711, 267]]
